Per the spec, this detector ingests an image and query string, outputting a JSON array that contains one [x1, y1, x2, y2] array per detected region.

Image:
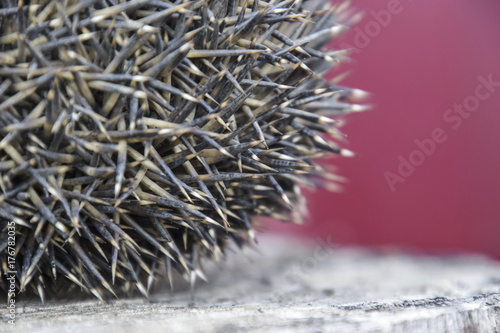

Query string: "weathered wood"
[[1, 235, 500, 332]]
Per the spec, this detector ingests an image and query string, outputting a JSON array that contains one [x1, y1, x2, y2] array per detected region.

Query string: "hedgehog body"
[[0, 0, 363, 300]]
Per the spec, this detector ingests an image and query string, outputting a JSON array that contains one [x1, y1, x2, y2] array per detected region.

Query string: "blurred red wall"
[[268, 0, 500, 259]]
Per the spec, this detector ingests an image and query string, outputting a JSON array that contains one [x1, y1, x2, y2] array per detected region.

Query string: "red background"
[[267, 0, 500, 260]]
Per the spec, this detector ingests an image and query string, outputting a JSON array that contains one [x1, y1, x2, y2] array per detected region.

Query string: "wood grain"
[[1, 235, 499, 332]]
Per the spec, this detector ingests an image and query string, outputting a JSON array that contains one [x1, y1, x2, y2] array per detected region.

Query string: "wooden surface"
[[1, 235, 500, 332]]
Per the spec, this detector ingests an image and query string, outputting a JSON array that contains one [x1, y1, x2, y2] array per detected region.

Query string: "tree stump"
[[1, 235, 499, 332]]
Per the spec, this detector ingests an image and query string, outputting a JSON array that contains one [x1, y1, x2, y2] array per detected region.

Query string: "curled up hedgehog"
[[0, 0, 366, 301]]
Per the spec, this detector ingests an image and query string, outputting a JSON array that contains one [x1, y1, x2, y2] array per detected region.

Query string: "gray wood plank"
[[1, 235, 499, 332]]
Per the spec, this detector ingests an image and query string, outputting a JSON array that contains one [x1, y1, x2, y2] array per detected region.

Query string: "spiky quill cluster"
[[0, 0, 365, 301]]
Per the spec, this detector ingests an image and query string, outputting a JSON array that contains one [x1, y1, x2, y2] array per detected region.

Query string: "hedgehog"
[[0, 0, 365, 301]]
